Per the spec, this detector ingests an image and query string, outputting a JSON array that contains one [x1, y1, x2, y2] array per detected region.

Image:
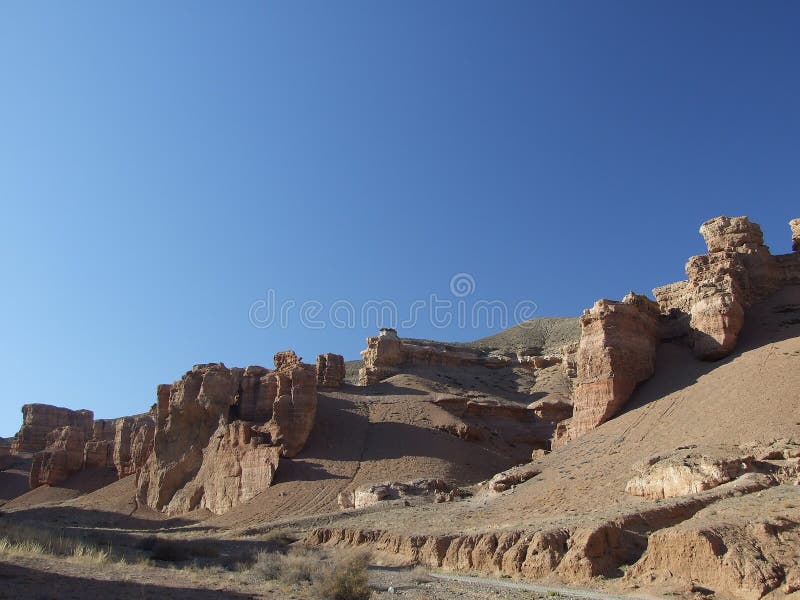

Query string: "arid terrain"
[[1, 215, 798, 599]]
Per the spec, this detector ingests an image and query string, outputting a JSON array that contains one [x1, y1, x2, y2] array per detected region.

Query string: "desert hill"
[[1, 215, 798, 600]]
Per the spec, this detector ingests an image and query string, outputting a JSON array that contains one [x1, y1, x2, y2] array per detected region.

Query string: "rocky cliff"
[[12, 405, 93, 453], [554, 293, 661, 447], [136, 351, 317, 514], [316, 353, 345, 389]]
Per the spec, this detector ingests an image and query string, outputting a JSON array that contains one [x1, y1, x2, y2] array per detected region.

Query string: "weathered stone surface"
[[261, 357, 318, 458], [113, 413, 155, 478], [137, 352, 317, 513], [30, 426, 87, 487], [0, 444, 15, 471], [83, 440, 113, 470], [654, 216, 790, 360], [488, 465, 541, 492], [554, 293, 660, 446], [792, 218, 800, 252], [136, 363, 244, 511], [358, 328, 511, 385], [235, 365, 273, 422], [338, 479, 463, 510], [700, 215, 766, 253], [625, 449, 753, 499], [12, 404, 93, 453], [164, 422, 279, 515], [316, 353, 345, 389]]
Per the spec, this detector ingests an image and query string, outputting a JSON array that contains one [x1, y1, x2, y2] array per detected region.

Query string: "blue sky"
[[1, 2, 798, 436]]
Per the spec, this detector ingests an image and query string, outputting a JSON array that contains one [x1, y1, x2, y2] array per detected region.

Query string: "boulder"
[[625, 448, 753, 499], [338, 479, 463, 510], [30, 425, 87, 487], [792, 218, 800, 252], [316, 353, 345, 388], [488, 465, 541, 492], [12, 404, 93, 453], [554, 293, 660, 446]]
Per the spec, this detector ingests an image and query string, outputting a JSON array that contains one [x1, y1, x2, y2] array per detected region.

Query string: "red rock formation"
[[12, 404, 93, 453], [316, 353, 345, 388], [654, 216, 785, 360], [29, 426, 87, 487], [136, 363, 247, 511], [113, 412, 155, 478], [554, 293, 661, 447], [137, 352, 317, 513], [261, 352, 318, 457], [164, 421, 279, 515], [358, 328, 511, 385]]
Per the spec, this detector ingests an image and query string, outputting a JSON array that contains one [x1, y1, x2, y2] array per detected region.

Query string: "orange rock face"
[[316, 353, 345, 389], [12, 404, 94, 453], [113, 413, 155, 478], [164, 421, 279, 515], [654, 215, 785, 360], [136, 352, 317, 514], [29, 425, 88, 487], [555, 293, 661, 446], [358, 328, 511, 385], [262, 354, 318, 457]]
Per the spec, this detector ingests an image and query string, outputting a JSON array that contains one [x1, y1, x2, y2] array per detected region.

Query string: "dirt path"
[[430, 573, 657, 600]]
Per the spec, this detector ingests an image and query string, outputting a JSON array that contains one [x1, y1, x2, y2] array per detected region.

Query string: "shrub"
[[313, 551, 372, 600], [280, 553, 316, 585], [250, 550, 283, 580], [150, 540, 190, 562]]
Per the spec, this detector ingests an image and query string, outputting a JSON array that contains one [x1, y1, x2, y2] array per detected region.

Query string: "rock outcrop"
[[137, 352, 317, 514], [358, 328, 513, 385], [29, 426, 87, 487], [337, 479, 464, 510], [113, 412, 155, 478], [488, 465, 541, 492], [12, 404, 93, 453], [792, 218, 800, 252], [653, 216, 790, 360], [625, 448, 753, 499], [136, 363, 249, 511], [554, 293, 660, 446], [162, 421, 280, 515], [316, 353, 345, 389], [262, 351, 318, 458]]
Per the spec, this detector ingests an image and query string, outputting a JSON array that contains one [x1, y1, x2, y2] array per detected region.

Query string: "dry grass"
[[0, 522, 111, 564]]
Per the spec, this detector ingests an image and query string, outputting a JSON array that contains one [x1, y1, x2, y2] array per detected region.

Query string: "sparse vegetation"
[[313, 550, 372, 600], [0, 522, 111, 564]]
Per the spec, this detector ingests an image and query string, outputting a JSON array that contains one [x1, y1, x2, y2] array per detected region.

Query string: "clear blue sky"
[[1, 2, 798, 436]]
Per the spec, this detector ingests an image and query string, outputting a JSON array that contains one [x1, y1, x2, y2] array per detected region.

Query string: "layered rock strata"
[[653, 216, 792, 360], [554, 293, 661, 447], [12, 404, 93, 453], [137, 351, 317, 514], [358, 328, 512, 385], [317, 353, 345, 388]]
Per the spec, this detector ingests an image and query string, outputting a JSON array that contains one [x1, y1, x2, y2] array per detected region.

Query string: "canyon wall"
[[136, 351, 317, 515]]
